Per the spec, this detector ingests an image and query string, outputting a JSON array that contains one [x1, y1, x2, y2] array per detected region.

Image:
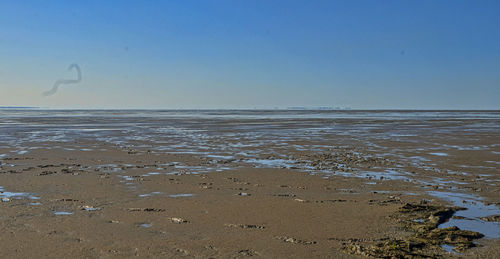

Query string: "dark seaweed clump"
[[344, 202, 484, 258]]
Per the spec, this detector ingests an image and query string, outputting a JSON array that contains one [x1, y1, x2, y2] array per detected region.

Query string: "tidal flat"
[[0, 109, 499, 258]]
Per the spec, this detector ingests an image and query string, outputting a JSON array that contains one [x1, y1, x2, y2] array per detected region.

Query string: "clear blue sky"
[[1, 0, 499, 109]]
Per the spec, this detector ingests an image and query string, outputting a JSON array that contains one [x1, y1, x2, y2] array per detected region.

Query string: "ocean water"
[[1, 110, 499, 170], [1, 109, 498, 142]]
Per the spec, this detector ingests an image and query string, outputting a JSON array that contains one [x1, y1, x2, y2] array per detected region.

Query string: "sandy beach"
[[0, 110, 499, 258]]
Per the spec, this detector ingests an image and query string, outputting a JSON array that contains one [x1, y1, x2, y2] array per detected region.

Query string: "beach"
[[0, 110, 499, 258]]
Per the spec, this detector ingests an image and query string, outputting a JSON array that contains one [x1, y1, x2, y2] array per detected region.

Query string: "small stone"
[[480, 215, 500, 222], [169, 217, 189, 224]]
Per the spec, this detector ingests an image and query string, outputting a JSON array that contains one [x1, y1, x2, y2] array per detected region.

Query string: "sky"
[[0, 0, 499, 109]]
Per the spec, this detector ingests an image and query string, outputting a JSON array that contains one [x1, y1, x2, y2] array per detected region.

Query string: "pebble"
[[169, 217, 189, 224]]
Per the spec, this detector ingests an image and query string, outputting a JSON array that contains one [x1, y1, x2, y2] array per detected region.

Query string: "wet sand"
[[0, 110, 499, 258]]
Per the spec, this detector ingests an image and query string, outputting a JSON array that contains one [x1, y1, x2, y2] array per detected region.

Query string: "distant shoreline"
[[0, 107, 499, 112], [0, 106, 40, 109]]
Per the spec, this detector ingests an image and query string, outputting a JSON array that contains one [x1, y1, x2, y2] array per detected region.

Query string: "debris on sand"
[[238, 249, 259, 256], [276, 236, 317, 245], [225, 223, 266, 229], [81, 205, 101, 211], [127, 208, 165, 212]]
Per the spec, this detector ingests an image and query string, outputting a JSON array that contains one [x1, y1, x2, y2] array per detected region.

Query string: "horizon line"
[[1, 107, 500, 112]]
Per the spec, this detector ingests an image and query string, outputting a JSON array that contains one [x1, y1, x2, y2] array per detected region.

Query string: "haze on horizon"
[[0, 0, 499, 110]]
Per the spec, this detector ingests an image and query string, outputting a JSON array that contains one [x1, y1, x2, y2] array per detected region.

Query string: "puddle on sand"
[[428, 191, 500, 239], [53, 211, 73, 215], [334, 169, 410, 182], [429, 152, 448, 157], [138, 191, 163, 198], [0, 186, 40, 201], [206, 154, 234, 160], [169, 193, 195, 198], [118, 175, 134, 181], [138, 223, 152, 228]]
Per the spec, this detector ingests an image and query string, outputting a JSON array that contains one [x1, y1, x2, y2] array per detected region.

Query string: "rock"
[[238, 249, 257, 256], [480, 215, 500, 222]]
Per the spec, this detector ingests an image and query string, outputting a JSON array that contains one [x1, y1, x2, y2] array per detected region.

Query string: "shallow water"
[[169, 193, 195, 198], [0, 186, 39, 201], [53, 211, 73, 215], [428, 191, 500, 239], [429, 152, 448, 157], [82, 206, 101, 211], [138, 192, 163, 198], [139, 223, 152, 228]]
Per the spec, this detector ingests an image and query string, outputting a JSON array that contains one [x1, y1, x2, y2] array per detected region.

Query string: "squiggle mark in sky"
[[42, 64, 82, 96]]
